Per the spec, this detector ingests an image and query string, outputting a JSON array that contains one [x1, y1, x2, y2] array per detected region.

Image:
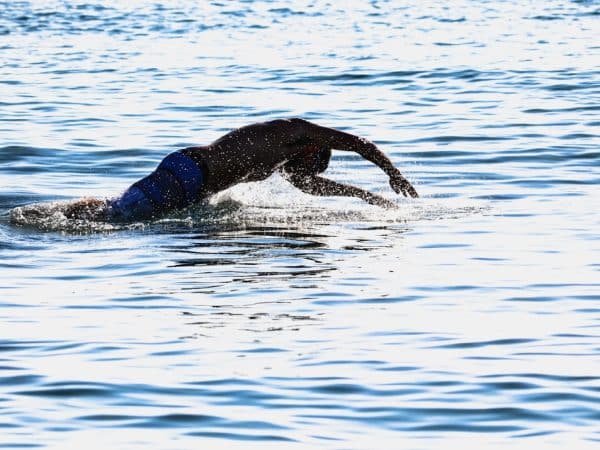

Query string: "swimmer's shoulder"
[[256, 117, 312, 131], [257, 118, 314, 141]]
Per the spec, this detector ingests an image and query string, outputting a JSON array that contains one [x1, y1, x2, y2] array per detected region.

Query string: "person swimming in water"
[[64, 118, 419, 221]]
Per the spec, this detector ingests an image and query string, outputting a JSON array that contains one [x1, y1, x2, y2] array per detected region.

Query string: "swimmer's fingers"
[[403, 181, 419, 198], [389, 173, 419, 198], [365, 193, 398, 209], [64, 198, 109, 220]]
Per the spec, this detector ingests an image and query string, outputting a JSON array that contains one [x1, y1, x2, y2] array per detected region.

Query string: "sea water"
[[0, 1, 598, 449]]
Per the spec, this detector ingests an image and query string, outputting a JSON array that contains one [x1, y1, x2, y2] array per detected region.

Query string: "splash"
[[9, 200, 120, 233], [8, 177, 487, 234], [203, 176, 487, 229]]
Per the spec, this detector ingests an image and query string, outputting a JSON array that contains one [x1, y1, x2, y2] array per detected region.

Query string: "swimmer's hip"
[[108, 150, 207, 221]]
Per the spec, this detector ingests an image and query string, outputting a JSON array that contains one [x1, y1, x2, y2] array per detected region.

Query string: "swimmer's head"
[[284, 147, 331, 176]]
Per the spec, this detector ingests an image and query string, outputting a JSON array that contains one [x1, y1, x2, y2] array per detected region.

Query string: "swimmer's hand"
[[365, 194, 398, 209], [389, 171, 419, 198], [64, 198, 109, 221]]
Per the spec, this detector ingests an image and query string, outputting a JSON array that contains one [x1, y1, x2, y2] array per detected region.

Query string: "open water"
[[1, 1, 599, 449]]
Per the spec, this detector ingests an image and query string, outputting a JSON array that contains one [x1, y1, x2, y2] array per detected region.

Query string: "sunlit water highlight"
[[0, 1, 599, 449]]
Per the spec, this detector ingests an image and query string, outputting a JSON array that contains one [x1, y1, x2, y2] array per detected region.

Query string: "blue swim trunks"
[[108, 150, 206, 221]]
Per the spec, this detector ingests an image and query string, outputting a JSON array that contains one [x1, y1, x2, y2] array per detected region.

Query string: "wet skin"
[[186, 118, 417, 201], [65, 118, 418, 220]]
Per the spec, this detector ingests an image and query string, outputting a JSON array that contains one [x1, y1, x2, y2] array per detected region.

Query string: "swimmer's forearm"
[[287, 174, 397, 209], [293, 119, 418, 197], [294, 119, 395, 171], [358, 146, 418, 198]]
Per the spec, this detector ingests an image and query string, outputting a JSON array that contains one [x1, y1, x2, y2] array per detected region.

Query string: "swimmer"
[[64, 118, 418, 221]]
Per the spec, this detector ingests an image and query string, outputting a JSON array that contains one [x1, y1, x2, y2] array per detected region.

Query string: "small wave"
[[437, 338, 537, 349], [0, 145, 57, 162], [418, 69, 498, 80], [407, 135, 512, 144], [273, 70, 423, 87], [436, 17, 466, 23], [544, 82, 598, 91], [524, 105, 600, 114], [526, 15, 564, 21]]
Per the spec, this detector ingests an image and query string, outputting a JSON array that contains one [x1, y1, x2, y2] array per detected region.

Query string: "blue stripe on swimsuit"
[[108, 150, 205, 221]]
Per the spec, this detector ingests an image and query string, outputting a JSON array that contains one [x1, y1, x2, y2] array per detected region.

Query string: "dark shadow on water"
[[163, 223, 341, 295]]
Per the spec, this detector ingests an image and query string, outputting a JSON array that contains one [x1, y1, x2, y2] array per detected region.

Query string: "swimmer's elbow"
[[287, 117, 314, 131], [263, 118, 310, 133], [288, 117, 310, 125], [261, 117, 314, 138]]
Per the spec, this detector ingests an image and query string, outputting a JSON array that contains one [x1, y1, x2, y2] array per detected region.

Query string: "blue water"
[[1, 1, 599, 449]]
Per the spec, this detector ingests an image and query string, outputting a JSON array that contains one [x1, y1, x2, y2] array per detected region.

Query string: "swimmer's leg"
[[108, 150, 206, 222]]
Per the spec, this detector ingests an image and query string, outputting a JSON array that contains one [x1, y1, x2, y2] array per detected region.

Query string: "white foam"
[[8, 177, 487, 234]]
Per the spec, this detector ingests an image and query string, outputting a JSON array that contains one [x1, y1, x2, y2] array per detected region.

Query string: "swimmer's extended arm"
[[290, 118, 418, 198], [285, 173, 397, 209]]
